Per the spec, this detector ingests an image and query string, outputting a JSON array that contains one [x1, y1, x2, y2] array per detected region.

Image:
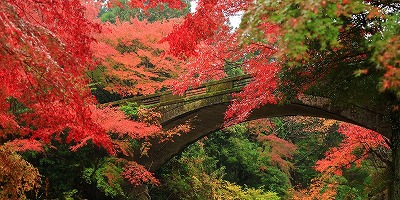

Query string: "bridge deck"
[[105, 75, 251, 107]]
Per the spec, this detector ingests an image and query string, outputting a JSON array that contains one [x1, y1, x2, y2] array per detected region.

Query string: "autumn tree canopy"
[[90, 18, 183, 97], [0, 0, 176, 197], [1, 0, 399, 198], [162, 0, 399, 122], [158, 0, 399, 198]]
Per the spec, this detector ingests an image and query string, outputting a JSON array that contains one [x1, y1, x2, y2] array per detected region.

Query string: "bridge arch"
[[132, 93, 391, 172], [109, 76, 391, 172]]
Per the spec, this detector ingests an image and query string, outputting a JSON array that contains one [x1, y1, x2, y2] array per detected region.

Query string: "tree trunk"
[[389, 110, 400, 200]]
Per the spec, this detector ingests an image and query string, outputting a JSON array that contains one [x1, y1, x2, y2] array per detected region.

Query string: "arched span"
[[134, 96, 391, 172]]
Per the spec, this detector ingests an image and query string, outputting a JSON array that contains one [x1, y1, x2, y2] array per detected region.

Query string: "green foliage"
[[27, 145, 90, 198], [87, 65, 125, 103], [370, 12, 400, 97], [22, 139, 116, 199], [120, 102, 140, 119], [224, 60, 245, 77], [152, 121, 293, 199], [83, 158, 125, 198], [151, 141, 280, 200], [204, 125, 291, 197], [99, 0, 190, 23], [370, 12, 399, 65], [217, 181, 280, 200], [240, 0, 399, 103], [369, 166, 392, 197], [273, 118, 343, 188], [62, 189, 78, 200], [151, 142, 225, 199], [330, 160, 389, 200]]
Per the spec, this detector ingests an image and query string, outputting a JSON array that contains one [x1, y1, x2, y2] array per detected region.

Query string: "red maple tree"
[[168, 16, 281, 125], [0, 0, 112, 151], [1, 0, 105, 196], [91, 18, 183, 96], [315, 123, 389, 176], [0, 0, 178, 197]]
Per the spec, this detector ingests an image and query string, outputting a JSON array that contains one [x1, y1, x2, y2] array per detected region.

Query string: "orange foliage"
[[158, 123, 191, 143], [0, 145, 41, 199], [315, 123, 389, 175], [292, 175, 338, 200], [92, 18, 184, 96], [5, 139, 44, 152], [298, 117, 338, 133], [122, 161, 160, 186]]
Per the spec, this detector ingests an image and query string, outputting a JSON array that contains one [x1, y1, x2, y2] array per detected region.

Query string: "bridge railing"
[[106, 74, 252, 107]]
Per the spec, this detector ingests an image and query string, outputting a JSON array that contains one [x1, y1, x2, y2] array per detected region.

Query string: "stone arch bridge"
[[108, 75, 391, 173]]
